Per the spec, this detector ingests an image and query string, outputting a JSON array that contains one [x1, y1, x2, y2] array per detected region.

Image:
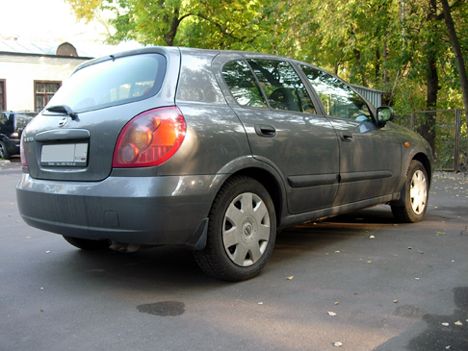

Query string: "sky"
[[0, 0, 140, 56]]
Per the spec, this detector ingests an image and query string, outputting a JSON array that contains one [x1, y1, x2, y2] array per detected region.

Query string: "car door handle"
[[255, 124, 276, 137], [340, 132, 353, 142]]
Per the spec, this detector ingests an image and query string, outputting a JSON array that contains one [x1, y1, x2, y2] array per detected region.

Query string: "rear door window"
[[248, 59, 317, 114], [222, 60, 267, 108], [47, 54, 166, 113]]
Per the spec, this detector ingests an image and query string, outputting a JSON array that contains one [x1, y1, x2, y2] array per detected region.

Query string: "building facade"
[[0, 41, 91, 113]]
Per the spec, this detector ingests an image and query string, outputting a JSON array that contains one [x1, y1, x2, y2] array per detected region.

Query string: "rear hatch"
[[23, 48, 180, 182]]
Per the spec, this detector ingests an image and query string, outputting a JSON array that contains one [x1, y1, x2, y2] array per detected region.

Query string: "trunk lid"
[[23, 48, 180, 181]]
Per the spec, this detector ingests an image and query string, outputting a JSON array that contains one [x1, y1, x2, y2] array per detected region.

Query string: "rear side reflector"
[[112, 106, 186, 168]]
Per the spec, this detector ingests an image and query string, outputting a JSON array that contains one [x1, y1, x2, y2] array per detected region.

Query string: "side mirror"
[[376, 106, 394, 127]]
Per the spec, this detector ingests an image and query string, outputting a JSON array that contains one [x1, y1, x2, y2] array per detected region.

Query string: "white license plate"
[[41, 143, 88, 167]]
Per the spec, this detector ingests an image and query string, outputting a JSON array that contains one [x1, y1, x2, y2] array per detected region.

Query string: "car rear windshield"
[[46, 54, 166, 113]]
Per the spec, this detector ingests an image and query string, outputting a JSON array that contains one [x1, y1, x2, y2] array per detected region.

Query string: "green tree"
[[68, 0, 467, 125], [67, 0, 263, 47]]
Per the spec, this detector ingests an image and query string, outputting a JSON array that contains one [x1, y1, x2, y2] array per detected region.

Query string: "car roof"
[[76, 45, 319, 72]]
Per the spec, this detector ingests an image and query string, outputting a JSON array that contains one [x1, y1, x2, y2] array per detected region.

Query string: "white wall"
[[0, 54, 89, 112]]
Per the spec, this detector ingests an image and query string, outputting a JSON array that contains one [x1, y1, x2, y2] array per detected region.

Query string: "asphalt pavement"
[[1, 160, 467, 351]]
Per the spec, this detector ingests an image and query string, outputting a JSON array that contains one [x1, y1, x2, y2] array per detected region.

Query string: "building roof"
[[0, 38, 93, 58], [0, 37, 142, 59]]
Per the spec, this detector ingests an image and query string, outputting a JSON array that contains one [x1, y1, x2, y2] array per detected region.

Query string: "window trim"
[[243, 59, 272, 109], [0, 79, 6, 111], [34, 80, 62, 112]]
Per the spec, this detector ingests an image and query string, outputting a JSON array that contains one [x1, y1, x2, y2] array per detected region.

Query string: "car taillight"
[[112, 106, 186, 168], [20, 134, 29, 173]]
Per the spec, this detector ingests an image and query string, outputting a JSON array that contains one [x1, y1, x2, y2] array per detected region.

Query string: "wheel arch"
[[412, 152, 432, 185], [210, 156, 287, 226], [226, 167, 284, 225]]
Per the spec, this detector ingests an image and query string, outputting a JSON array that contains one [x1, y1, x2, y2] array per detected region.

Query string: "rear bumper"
[[16, 174, 220, 247]]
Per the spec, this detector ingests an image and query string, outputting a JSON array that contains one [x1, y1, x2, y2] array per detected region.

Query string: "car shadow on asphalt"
[[51, 205, 400, 290], [407, 286, 468, 351], [64, 246, 221, 290], [273, 205, 397, 254], [373, 287, 468, 351]]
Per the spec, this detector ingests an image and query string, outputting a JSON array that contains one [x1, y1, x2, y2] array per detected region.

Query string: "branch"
[[193, 13, 255, 44], [435, 0, 463, 20]]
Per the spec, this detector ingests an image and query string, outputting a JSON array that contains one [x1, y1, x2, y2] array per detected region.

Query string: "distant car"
[[0, 112, 35, 159], [16, 47, 433, 281]]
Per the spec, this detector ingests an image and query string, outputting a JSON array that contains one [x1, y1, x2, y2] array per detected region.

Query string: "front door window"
[[301, 65, 371, 122]]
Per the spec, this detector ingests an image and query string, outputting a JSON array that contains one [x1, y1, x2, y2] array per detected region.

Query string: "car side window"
[[301, 65, 371, 121], [248, 59, 317, 114], [222, 60, 268, 108]]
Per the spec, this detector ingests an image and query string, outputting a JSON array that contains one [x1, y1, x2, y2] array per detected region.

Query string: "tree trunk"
[[375, 48, 380, 81], [419, 0, 439, 151], [423, 52, 438, 151], [353, 48, 368, 86], [164, 7, 181, 46], [440, 0, 468, 124]]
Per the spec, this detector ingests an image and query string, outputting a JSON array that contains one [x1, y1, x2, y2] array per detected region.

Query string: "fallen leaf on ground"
[[257, 302, 264, 305], [327, 311, 337, 317], [334, 301, 340, 305], [369, 235, 375, 239], [286, 276, 294, 280], [333, 341, 343, 347], [393, 299, 399, 303], [45, 250, 51, 254], [454, 321, 463, 326], [441, 322, 450, 327]]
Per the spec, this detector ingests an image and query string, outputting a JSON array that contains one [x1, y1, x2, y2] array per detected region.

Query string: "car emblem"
[[58, 117, 68, 127]]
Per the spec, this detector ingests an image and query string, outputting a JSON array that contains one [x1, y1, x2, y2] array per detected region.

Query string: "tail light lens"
[[112, 106, 186, 168], [20, 134, 29, 173]]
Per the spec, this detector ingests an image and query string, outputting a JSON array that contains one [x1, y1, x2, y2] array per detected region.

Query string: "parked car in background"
[[16, 47, 433, 281], [0, 112, 35, 159]]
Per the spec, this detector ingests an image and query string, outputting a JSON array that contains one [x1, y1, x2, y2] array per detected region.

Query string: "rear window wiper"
[[46, 105, 78, 120]]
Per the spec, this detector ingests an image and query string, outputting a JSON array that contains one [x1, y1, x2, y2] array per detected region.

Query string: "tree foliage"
[[68, 0, 467, 116]]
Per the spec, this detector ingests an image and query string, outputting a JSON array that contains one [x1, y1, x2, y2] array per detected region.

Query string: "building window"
[[34, 81, 61, 112], [0, 80, 5, 111]]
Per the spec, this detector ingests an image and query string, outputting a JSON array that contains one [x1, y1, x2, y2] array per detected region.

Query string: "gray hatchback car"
[[17, 47, 433, 281]]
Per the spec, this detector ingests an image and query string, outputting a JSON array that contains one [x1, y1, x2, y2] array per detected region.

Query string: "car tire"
[[194, 176, 277, 282], [391, 160, 429, 223], [0, 141, 9, 159], [63, 236, 111, 250]]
